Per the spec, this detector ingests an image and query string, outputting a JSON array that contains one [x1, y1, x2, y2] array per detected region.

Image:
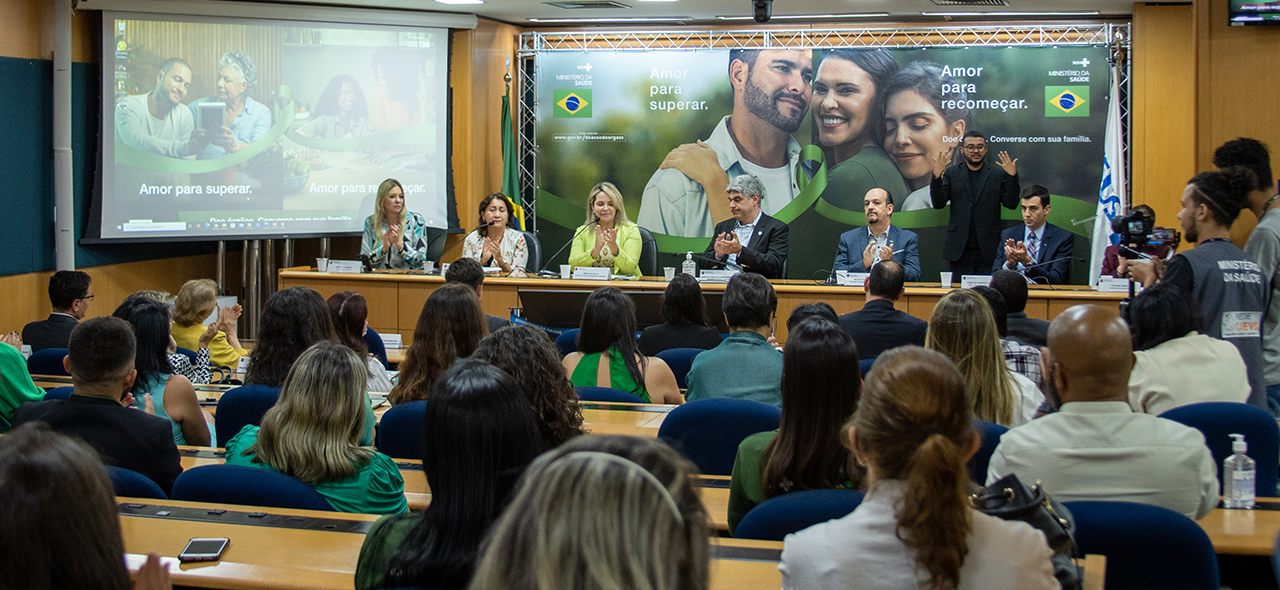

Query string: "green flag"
[[501, 86, 524, 231]]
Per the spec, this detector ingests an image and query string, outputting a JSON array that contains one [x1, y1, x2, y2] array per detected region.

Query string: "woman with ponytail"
[[779, 346, 1055, 590]]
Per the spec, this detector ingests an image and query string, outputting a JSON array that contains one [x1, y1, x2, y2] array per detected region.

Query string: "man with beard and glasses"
[[831, 188, 920, 280], [114, 57, 209, 157], [986, 305, 1218, 520], [639, 48, 813, 238], [930, 130, 1021, 275]]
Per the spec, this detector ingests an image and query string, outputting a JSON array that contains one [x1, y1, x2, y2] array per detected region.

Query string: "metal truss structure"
[[516, 23, 1131, 230]]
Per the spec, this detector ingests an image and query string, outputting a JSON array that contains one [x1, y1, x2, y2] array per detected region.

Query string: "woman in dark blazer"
[[639, 273, 723, 356]]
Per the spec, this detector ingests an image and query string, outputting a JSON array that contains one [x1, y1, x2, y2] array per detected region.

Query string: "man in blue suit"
[[832, 188, 921, 281], [994, 185, 1075, 284]]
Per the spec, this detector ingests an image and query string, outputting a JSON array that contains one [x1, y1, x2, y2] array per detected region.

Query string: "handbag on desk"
[[972, 473, 1082, 590]]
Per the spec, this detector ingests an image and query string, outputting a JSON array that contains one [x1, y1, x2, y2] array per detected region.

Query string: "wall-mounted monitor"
[[1230, 1, 1280, 25]]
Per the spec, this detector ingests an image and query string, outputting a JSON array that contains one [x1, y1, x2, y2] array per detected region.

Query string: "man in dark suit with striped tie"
[[994, 185, 1076, 285]]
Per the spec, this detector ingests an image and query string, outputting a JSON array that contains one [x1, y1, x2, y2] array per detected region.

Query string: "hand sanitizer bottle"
[[682, 252, 697, 278], [1224, 433, 1256, 509]]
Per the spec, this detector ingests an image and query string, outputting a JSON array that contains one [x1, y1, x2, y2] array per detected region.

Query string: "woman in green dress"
[[561, 287, 683, 404]]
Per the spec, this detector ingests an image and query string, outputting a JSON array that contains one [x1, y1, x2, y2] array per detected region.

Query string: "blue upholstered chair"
[[968, 419, 1009, 484], [655, 348, 703, 390], [376, 400, 428, 460], [575, 386, 647, 404], [858, 358, 875, 379], [173, 347, 198, 363], [554, 329, 580, 358], [43, 386, 73, 401], [171, 465, 333, 511], [521, 230, 543, 272], [657, 398, 781, 476], [734, 489, 865, 541], [106, 465, 167, 500], [1064, 500, 1218, 590], [364, 327, 390, 370], [27, 348, 69, 376], [1160, 401, 1280, 497], [215, 384, 281, 448], [636, 226, 658, 277]]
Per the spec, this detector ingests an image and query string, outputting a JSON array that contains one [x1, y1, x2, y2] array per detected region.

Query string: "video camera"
[[1111, 210, 1180, 259]]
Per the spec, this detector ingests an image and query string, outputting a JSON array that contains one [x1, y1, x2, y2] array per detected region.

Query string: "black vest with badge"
[[1180, 239, 1268, 407]]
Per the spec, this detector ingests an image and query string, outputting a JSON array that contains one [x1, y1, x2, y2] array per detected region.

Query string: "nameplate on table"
[[380, 333, 402, 349], [960, 275, 992, 289], [1097, 276, 1137, 293], [326, 260, 363, 274], [699, 270, 739, 283], [237, 356, 251, 371], [837, 272, 870, 287], [572, 267, 611, 281], [19, 345, 31, 360]]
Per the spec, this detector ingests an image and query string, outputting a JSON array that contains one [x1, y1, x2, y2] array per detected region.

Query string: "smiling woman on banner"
[[567, 182, 643, 277], [882, 61, 973, 212], [362, 178, 429, 270], [189, 51, 272, 160], [297, 74, 371, 139], [812, 49, 910, 212], [462, 192, 528, 276]]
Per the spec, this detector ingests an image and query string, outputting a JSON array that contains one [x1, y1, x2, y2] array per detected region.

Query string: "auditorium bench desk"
[[279, 267, 1125, 345]]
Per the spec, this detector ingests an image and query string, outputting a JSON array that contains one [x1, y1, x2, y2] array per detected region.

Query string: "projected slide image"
[[101, 14, 449, 241]]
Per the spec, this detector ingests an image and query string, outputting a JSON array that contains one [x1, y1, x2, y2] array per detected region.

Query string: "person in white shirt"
[[1127, 281, 1250, 415], [780, 346, 1056, 590], [987, 304, 1220, 520], [114, 57, 208, 158]]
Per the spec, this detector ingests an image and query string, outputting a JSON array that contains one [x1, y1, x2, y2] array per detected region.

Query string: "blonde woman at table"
[[225, 342, 406, 515], [462, 192, 528, 276], [362, 178, 429, 270], [567, 182, 643, 277], [779, 347, 1056, 590], [470, 435, 710, 590], [172, 278, 246, 370]]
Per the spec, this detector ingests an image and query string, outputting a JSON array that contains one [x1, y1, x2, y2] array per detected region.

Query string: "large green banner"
[[534, 46, 1109, 281]]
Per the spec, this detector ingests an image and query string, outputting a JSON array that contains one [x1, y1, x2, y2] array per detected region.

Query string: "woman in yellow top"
[[172, 278, 247, 369], [568, 182, 643, 277]]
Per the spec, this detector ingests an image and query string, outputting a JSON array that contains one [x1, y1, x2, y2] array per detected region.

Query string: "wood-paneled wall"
[[0, 0, 95, 62], [1132, 3, 1195, 230]]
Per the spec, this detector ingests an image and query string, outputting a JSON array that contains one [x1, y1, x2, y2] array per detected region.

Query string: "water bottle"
[[682, 252, 697, 277], [1224, 433, 1256, 509]]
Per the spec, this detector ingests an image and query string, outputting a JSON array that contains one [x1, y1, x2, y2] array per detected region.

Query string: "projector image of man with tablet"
[[113, 57, 209, 158]]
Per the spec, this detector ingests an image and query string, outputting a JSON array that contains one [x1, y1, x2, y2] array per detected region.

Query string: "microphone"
[[435, 221, 496, 271], [1014, 256, 1085, 289], [538, 217, 600, 276]]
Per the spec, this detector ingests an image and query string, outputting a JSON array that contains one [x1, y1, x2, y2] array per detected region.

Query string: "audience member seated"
[[836, 261, 927, 359], [568, 182, 644, 277], [473, 325, 585, 448], [113, 295, 212, 446], [989, 269, 1050, 347], [132, 289, 216, 385], [172, 278, 247, 369], [0, 423, 171, 590], [728, 317, 862, 535], [356, 360, 544, 589], [390, 284, 486, 405], [1127, 282, 1249, 415], [22, 270, 91, 352], [0, 333, 43, 432], [685, 273, 782, 406], [987, 305, 1219, 520], [12, 317, 182, 493], [563, 287, 682, 404], [638, 273, 724, 356], [927, 289, 1042, 427], [225, 342, 407, 515], [445, 257, 512, 333], [786, 303, 838, 330], [470, 435, 710, 590], [780, 347, 1056, 590], [245, 286, 337, 387], [327, 291, 394, 392], [461, 192, 528, 276], [972, 285, 1041, 386]]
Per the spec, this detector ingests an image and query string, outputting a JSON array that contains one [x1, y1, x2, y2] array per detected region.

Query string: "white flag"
[[1090, 70, 1127, 287]]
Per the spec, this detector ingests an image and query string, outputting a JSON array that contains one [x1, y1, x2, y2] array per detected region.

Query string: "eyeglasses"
[[80, 294, 95, 301], [962, 145, 987, 151]]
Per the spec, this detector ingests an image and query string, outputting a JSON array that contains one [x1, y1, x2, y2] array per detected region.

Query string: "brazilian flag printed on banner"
[[554, 90, 592, 118], [1045, 86, 1090, 117]]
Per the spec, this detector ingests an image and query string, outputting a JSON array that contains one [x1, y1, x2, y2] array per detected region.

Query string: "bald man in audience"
[[985, 305, 1218, 520]]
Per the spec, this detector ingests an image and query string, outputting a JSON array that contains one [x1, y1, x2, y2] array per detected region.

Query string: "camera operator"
[[1129, 167, 1269, 412], [1215, 138, 1280, 415], [1104, 204, 1176, 278]]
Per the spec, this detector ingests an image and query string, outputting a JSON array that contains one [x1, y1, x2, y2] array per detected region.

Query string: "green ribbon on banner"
[[768, 143, 828, 224], [284, 125, 437, 152], [115, 85, 296, 174]]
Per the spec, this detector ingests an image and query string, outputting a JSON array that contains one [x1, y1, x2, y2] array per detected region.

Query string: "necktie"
[[1027, 232, 1039, 264]]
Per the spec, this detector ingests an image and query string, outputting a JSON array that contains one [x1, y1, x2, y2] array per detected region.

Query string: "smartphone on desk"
[[179, 537, 230, 562]]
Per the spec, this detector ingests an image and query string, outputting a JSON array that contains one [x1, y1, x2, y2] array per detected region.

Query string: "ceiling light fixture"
[[921, 11, 1101, 16], [434, 0, 483, 4], [527, 16, 691, 22], [716, 12, 890, 20]]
